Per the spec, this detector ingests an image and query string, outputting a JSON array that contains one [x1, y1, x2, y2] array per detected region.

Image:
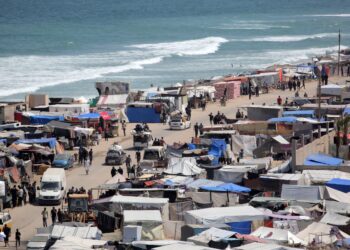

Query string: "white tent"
[[97, 94, 128, 107], [124, 210, 162, 223], [321, 84, 344, 96], [184, 205, 264, 224], [154, 243, 216, 250], [250, 227, 306, 246], [320, 212, 350, 226], [302, 170, 350, 185], [50, 225, 102, 240], [234, 242, 303, 250], [188, 227, 236, 246], [164, 157, 204, 176]]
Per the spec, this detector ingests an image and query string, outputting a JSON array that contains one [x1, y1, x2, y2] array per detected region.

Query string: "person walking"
[[15, 229, 21, 247], [84, 159, 90, 175], [125, 155, 131, 169], [208, 112, 213, 125], [122, 121, 126, 136], [11, 186, 17, 208], [42, 208, 48, 227], [104, 129, 109, 141], [57, 208, 63, 224], [127, 165, 132, 178], [51, 207, 57, 225], [111, 166, 117, 177], [3, 224, 10, 247], [136, 151, 141, 164], [88, 149, 93, 165], [199, 123, 204, 136], [194, 123, 199, 138], [117, 166, 123, 175], [255, 85, 259, 97], [277, 96, 282, 106], [17, 186, 23, 206]]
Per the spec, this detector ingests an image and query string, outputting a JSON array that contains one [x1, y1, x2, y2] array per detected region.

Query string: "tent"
[[97, 94, 128, 107], [302, 170, 350, 185], [186, 179, 224, 190], [200, 183, 251, 193], [93, 195, 168, 209], [187, 227, 236, 247], [50, 225, 102, 240], [320, 212, 350, 226], [50, 236, 107, 250], [326, 178, 350, 193], [77, 113, 100, 119], [184, 205, 264, 227], [304, 153, 343, 166], [124, 210, 162, 223], [164, 158, 204, 176], [281, 185, 322, 201], [282, 110, 315, 118], [321, 84, 344, 96]]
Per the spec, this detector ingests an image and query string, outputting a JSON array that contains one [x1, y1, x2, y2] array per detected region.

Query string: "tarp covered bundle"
[[304, 153, 343, 166]]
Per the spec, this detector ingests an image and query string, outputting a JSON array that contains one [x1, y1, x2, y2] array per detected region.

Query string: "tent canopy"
[[283, 110, 315, 118], [304, 153, 343, 166], [15, 138, 57, 149], [124, 210, 162, 223], [93, 195, 168, 207], [164, 158, 203, 176], [200, 183, 251, 193]]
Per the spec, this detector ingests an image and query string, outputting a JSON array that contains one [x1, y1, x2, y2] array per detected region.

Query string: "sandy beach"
[[5, 75, 332, 248]]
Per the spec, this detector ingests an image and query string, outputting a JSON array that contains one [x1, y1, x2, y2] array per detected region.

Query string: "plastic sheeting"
[[231, 135, 257, 157], [30, 115, 64, 125], [268, 117, 298, 123], [281, 184, 321, 201], [164, 158, 203, 176], [283, 110, 315, 118], [126, 107, 160, 123], [77, 113, 100, 119], [15, 138, 57, 149], [326, 178, 350, 193], [304, 153, 343, 166], [200, 183, 251, 193]]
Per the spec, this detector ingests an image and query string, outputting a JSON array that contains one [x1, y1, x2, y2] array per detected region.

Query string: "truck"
[[139, 146, 168, 170], [168, 111, 191, 130], [38, 168, 66, 205]]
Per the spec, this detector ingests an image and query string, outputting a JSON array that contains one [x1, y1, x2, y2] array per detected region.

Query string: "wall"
[[295, 130, 336, 165]]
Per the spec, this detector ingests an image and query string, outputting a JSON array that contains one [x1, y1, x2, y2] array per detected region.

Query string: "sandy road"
[[9, 78, 323, 246]]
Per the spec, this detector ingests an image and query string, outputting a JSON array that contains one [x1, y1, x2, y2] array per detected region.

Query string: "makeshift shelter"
[[49, 104, 90, 113], [296, 222, 349, 245], [93, 195, 168, 213], [29, 114, 64, 125], [321, 84, 344, 96], [323, 186, 350, 203], [320, 212, 350, 226], [213, 165, 262, 184], [123, 210, 165, 240], [259, 174, 308, 193], [246, 105, 283, 121], [186, 179, 224, 190], [303, 153, 343, 166], [250, 227, 306, 246], [126, 102, 161, 123], [153, 243, 216, 250], [231, 135, 257, 157], [326, 178, 350, 193], [164, 158, 204, 176], [97, 94, 128, 107], [302, 170, 350, 185], [15, 138, 57, 149], [187, 227, 238, 248], [184, 205, 264, 234], [234, 242, 303, 250], [281, 185, 322, 201]]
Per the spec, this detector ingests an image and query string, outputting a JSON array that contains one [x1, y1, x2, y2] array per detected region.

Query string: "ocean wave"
[[0, 37, 228, 97], [213, 22, 290, 30], [129, 36, 229, 56], [262, 45, 348, 64], [306, 14, 350, 17], [233, 33, 338, 42]]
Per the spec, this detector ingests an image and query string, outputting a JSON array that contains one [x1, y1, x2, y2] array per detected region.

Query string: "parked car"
[[52, 153, 74, 170]]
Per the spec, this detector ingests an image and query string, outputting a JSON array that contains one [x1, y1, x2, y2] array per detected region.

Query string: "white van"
[[38, 168, 66, 205]]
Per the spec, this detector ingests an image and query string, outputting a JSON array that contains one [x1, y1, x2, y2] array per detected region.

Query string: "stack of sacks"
[[214, 81, 241, 99]]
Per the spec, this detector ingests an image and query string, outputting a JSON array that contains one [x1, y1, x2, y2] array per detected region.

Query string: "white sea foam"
[[129, 37, 229, 56], [234, 33, 338, 42], [306, 14, 350, 17], [214, 21, 290, 30], [0, 37, 228, 97]]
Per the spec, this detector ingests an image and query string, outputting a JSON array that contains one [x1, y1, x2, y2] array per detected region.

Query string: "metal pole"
[[338, 29, 341, 76], [318, 76, 321, 120]]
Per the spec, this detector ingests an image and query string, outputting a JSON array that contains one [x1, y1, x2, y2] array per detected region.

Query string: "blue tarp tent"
[[268, 117, 298, 123], [200, 183, 251, 193], [77, 113, 100, 119], [126, 107, 160, 123], [208, 139, 226, 165], [326, 178, 350, 193], [30, 115, 64, 125], [283, 110, 315, 118], [304, 153, 343, 166], [226, 221, 251, 234], [15, 138, 57, 149]]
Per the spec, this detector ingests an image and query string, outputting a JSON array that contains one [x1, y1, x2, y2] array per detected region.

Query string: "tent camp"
[[184, 205, 264, 233], [164, 158, 204, 176], [326, 178, 350, 193]]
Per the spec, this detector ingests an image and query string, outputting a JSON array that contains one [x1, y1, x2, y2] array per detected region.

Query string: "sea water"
[[0, 0, 349, 100]]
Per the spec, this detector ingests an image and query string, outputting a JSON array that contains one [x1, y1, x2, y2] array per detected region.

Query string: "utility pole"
[[338, 29, 341, 76], [318, 75, 321, 120]]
